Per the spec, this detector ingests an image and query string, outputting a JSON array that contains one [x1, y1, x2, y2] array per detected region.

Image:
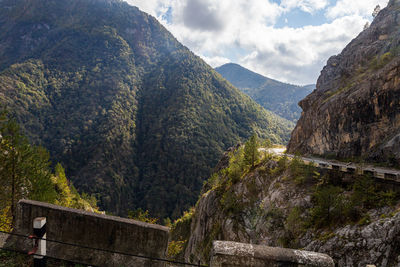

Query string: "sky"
[[126, 0, 389, 85]]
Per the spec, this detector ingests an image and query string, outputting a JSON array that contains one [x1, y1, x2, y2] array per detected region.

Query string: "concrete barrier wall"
[[210, 241, 334, 267], [4, 199, 169, 267]]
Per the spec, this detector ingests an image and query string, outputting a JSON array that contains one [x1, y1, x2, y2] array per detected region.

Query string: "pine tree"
[[0, 111, 56, 227], [372, 5, 381, 18], [243, 134, 260, 168], [53, 163, 73, 207]]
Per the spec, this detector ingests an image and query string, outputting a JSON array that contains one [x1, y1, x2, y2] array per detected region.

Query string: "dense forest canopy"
[[216, 63, 314, 122], [0, 0, 293, 218], [0, 111, 99, 231]]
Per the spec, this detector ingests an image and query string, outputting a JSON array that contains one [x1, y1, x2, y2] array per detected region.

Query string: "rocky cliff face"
[[305, 211, 400, 266], [184, 157, 311, 262], [181, 149, 400, 266], [288, 0, 400, 164]]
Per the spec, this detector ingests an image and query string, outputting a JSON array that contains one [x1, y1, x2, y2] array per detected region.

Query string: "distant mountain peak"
[[216, 63, 314, 122], [216, 63, 271, 89]]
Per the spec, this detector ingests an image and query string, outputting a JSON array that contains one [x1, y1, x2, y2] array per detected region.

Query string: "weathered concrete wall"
[[210, 241, 335, 267], [4, 199, 169, 267]]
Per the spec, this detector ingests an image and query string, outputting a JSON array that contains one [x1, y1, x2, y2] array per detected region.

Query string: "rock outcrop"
[[182, 151, 400, 266], [184, 158, 314, 263], [305, 210, 400, 267], [288, 0, 400, 165]]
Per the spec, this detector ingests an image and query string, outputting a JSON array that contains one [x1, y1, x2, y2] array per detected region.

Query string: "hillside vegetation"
[[215, 63, 314, 122], [0, 111, 99, 233], [0, 0, 293, 218], [170, 137, 400, 266]]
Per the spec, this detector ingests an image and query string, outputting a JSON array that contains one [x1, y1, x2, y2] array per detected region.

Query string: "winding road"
[[259, 147, 400, 183]]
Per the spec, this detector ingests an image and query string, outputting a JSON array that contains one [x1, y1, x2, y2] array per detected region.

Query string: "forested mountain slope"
[[215, 63, 314, 122], [0, 0, 293, 218]]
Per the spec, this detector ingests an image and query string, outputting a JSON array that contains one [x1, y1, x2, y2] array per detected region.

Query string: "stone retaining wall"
[[3, 199, 169, 267]]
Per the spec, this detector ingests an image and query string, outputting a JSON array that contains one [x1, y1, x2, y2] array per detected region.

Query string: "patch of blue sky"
[[226, 44, 248, 60], [205, 45, 248, 64], [160, 6, 172, 23], [274, 8, 328, 29]]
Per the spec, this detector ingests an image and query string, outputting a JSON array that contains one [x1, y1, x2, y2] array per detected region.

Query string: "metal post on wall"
[[28, 217, 46, 267]]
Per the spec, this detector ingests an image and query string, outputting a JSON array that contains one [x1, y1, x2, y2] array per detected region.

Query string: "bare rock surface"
[[288, 0, 400, 164], [184, 158, 400, 266], [305, 211, 400, 267]]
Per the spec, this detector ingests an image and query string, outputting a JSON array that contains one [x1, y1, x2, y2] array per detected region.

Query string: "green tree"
[[243, 134, 260, 168], [27, 146, 57, 203], [0, 112, 56, 227], [309, 185, 345, 228], [372, 5, 380, 18], [53, 163, 73, 207], [289, 155, 304, 176], [128, 208, 158, 224], [280, 206, 304, 248], [351, 174, 396, 210], [226, 147, 245, 182], [262, 138, 273, 148]]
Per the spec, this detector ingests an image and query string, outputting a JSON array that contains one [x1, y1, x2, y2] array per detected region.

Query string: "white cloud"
[[200, 55, 231, 68], [126, 0, 171, 17], [166, 0, 282, 54], [173, 0, 225, 31], [162, 0, 372, 84], [280, 0, 329, 13], [238, 15, 367, 84], [326, 0, 389, 19], [125, 0, 390, 84]]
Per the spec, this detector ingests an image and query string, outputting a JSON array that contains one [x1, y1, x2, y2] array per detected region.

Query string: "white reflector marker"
[[32, 217, 46, 267]]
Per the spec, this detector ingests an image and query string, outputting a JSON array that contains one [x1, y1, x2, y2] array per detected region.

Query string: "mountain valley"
[[216, 63, 314, 122], [0, 0, 294, 218]]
